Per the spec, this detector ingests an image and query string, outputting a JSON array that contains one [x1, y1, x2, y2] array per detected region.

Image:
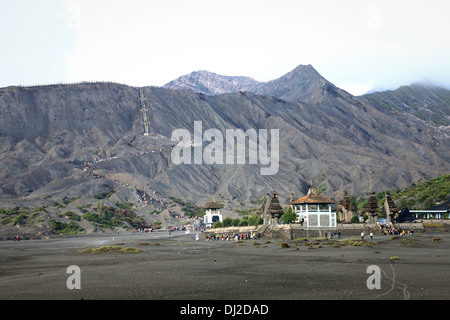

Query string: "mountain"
[[165, 66, 450, 128], [163, 64, 353, 105], [358, 82, 450, 126], [163, 65, 376, 128], [0, 66, 449, 238], [163, 70, 260, 95]]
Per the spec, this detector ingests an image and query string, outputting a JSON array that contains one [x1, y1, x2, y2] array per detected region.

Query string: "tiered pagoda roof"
[[384, 192, 399, 214], [268, 192, 284, 217], [290, 187, 335, 205], [363, 192, 379, 215], [340, 191, 355, 211]]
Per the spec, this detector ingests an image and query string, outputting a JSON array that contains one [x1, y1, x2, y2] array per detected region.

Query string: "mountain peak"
[[163, 70, 259, 95], [290, 64, 320, 75], [162, 64, 355, 105]]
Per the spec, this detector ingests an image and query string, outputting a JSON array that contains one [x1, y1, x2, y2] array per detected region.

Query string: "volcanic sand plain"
[[0, 231, 449, 300]]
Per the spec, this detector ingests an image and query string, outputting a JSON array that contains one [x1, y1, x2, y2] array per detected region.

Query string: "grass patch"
[[293, 237, 310, 242], [76, 246, 140, 254], [321, 241, 338, 245], [390, 256, 399, 260], [401, 238, 421, 247], [424, 222, 446, 228], [339, 239, 376, 247]]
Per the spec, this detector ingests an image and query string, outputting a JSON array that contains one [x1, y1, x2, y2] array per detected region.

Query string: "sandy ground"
[[0, 231, 449, 301]]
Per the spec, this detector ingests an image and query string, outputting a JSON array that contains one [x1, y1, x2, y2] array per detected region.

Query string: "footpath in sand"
[[0, 231, 449, 300]]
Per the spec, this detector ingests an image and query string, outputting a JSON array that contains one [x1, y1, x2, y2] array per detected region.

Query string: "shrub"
[[65, 211, 81, 221], [212, 221, 223, 228], [238, 219, 248, 226], [115, 202, 133, 210], [232, 218, 240, 227], [222, 217, 233, 227], [94, 191, 114, 200], [247, 214, 263, 226], [82, 212, 101, 223], [13, 213, 27, 226], [50, 219, 84, 234]]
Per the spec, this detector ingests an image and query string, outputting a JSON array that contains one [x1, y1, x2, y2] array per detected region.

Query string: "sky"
[[1, 0, 449, 95]]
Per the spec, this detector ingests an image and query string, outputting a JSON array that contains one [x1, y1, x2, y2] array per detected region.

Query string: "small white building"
[[290, 187, 336, 228], [203, 198, 223, 228]]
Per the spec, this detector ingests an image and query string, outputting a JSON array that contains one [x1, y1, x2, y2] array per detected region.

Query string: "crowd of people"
[[132, 227, 160, 233], [204, 232, 258, 241], [136, 188, 168, 210], [379, 224, 414, 236], [324, 230, 341, 239]]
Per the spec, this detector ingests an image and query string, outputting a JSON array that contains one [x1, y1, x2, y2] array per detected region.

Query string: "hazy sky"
[[1, 0, 449, 95]]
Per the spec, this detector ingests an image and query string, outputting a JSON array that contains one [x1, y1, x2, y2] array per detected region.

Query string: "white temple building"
[[203, 198, 223, 228], [290, 187, 336, 228]]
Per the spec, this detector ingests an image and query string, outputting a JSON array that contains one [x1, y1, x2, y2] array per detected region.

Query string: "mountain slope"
[[0, 78, 449, 240], [358, 82, 450, 126], [1, 81, 449, 206]]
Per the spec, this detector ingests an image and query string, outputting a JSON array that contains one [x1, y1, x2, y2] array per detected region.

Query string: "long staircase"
[[139, 87, 151, 135]]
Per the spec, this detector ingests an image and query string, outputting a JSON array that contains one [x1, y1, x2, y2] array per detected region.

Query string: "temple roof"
[[384, 192, 399, 213], [340, 191, 355, 210], [290, 187, 335, 205], [268, 192, 284, 217], [363, 192, 379, 214], [203, 198, 223, 209]]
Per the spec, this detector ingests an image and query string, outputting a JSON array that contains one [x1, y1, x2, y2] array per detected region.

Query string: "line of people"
[[204, 232, 257, 241], [72, 128, 203, 173]]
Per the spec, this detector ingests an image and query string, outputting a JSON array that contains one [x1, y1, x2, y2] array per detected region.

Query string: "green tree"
[[239, 216, 249, 226], [280, 207, 296, 224], [222, 217, 233, 227], [212, 221, 223, 228], [397, 198, 408, 210], [422, 197, 436, 210], [247, 214, 263, 227], [232, 218, 240, 227]]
